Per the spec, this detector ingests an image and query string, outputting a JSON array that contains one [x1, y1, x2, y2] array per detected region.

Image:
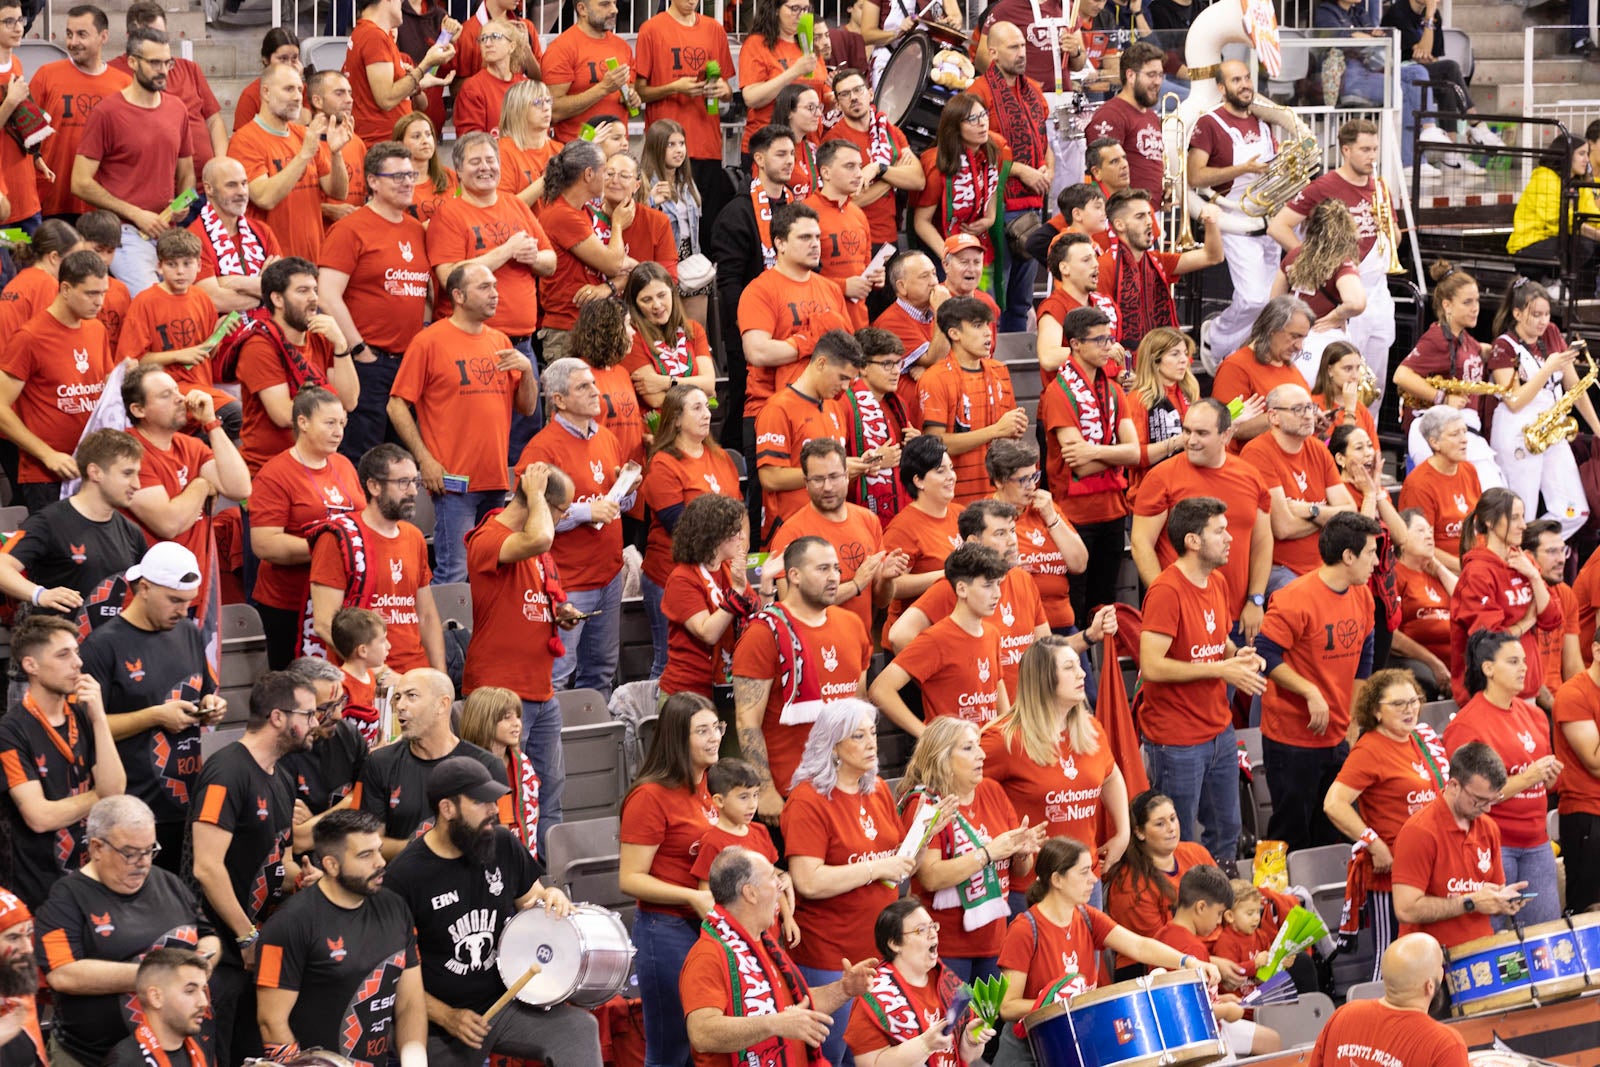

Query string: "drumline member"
[[1306, 934, 1470, 1067], [385, 757, 601, 1067], [825, 67, 924, 253], [0, 887, 44, 1067], [106, 947, 213, 1067]]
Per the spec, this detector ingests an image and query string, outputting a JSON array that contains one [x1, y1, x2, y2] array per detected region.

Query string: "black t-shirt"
[[81, 616, 214, 825], [107, 1034, 204, 1067], [1381, 0, 1441, 58], [281, 719, 369, 815], [2, 500, 146, 616], [0, 701, 98, 907], [256, 887, 419, 1067], [356, 739, 506, 842], [0, 1008, 41, 1067], [34, 868, 210, 1065], [386, 827, 542, 1015], [184, 742, 294, 965]]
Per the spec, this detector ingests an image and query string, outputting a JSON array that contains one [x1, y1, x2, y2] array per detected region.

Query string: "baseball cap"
[[0, 889, 30, 934], [427, 756, 511, 810], [944, 233, 983, 256], [126, 542, 201, 591]]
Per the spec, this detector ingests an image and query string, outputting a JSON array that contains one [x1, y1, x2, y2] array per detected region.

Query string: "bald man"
[[1307, 934, 1469, 1067], [1188, 60, 1285, 368], [353, 668, 508, 858], [188, 156, 284, 313]]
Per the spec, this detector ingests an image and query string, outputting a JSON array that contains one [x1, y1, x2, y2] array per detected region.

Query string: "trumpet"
[[1159, 92, 1198, 254], [1525, 341, 1598, 454], [1372, 174, 1404, 276], [1399, 375, 1512, 411]]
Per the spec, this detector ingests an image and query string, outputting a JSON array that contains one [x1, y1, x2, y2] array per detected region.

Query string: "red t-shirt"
[[682, 928, 807, 1067], [128, 428, 215, 591], [659, 561, 740, 698], [1259, 571, 1375, 748], [592, 363, 648, 471], [997, 903, 1117, 1003], [541, 27, 635, 141], [247, 449, 364, 611], [498, 135, 560, 199], [1393, 562, 1452, 664], [390, 319, 521, 489], [1037, 362, 1130, 526], [806, 191, 876, 329], [755, 386, 846, 525], [690, 821, 779, 881], [0, 312, 113, 483], [1450, 548, 1563, 706], [1535, 582, 1580, 693], [77, 91, 193, 214], [1580, 551, 1600, 668], [620, 777, 718, 919], [453, 12, 545, 82], [0, 267, 60, 338], [463, 516, 561, 702], [892, 616, 1006, 725], [1279, 245, 1358, 320], [1133, 453, 1269, 616], [1013, 506, 1073, 630], [190, 214, 283, 282], [1333, 729, 1444, 891], [826, 117, 913, 245], [918, 356, 1017, 505], [1154, 921, 1211, 961], [424, 193, 550, 335], [980, 717, 1114, 889], [343, 19, 415, 143], [1239, 433, 1343, 576], [1188, 107, 1277, 200], [227, 120, 333, 262], [766, 504, 884, 638], [1396, 460, 1481, 551], [1104, 841, 1214, 968], [309, 515, 433, 671], [908, 779, 1019, 958], [1307, 999, 1469, 1067], [540, 198, 605, 332], [0, 58, 38, 223], [116, 284, 233, 413], [1390, 795, 1502, 949], [1443, 694, 1551, 849], [908, 569, 1046, 696], [640, 445, 742, 587], [31, 59, 133, 218], [453, 68, 526, 137], [1554, 671, 1600, 817], [881, 504, 962, 638], [1084, 96, 1163, 200], [319, 206, 431, 353], [1139, 565, 1235, 746], [1210, 349, 1306, 434], [99, 277, 131, 356], [1285, 170, 1395, 265], [737, 269, 853, 417], [107, 55, 219, 174], [515, 421, 625, 592], [635, 12, 733, 160], [235, 330, 334, 474]]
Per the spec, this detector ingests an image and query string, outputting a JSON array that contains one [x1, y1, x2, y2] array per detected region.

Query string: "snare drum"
[[1519, 919, 1588, 1001], [1444, 931, 1534, 1016], [1026, 971, 1226, 1067], [497, 905, 635, 1009], [1568, 910, 1600, 977], [874, 33, 960, 155]]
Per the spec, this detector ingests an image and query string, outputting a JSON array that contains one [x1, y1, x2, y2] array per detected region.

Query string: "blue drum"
[[1024, 971, 1226, 1067], [1444, 931, 1534, 1016], [1520, 919, 1588, 1002], [1569, 911, 1600, 979]]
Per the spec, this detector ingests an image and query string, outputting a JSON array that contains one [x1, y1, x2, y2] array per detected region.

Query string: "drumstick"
[[483, 963, 542, 1022]]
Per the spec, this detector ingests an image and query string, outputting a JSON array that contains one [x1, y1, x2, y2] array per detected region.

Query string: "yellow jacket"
[[1509, 165, 1599, 254]]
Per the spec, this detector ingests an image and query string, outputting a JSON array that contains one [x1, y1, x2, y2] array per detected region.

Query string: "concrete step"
[[1452, 3, 1533, 32], [189, 38, 243, 80], [1470, 28, 1567, 60], [1480, 78, 1600, 111], [1473, 55, 1599, 85]]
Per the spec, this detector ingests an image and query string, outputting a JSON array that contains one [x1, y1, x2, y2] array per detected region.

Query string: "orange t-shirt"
[[780, 778, 903, 970], [1209, 348, 1305, 409], [622, 203, 680, 279], [516, 420, 625, 592], [116, 284, 233, 412], [843, 962, 962, 1065], [737, 269, 852, 417], [908, 778, 1020, 958], [541, 27, 635, 141], [1139, 565, 1235, 746], [1259, 571, 1375, 749], [540, 197, 605, 331], [0, 311, 113, 483], [737, 35, 830, 152], [998, 903, 1117, 1003], [1239, 433, 1343, 576], [1554, 671, 1600, 817], [227, 119, 333, 261], [247, 449, 364, 611], [1396, 460, 1481, 550], [1104, 840, 1214, 968], [755, 385, 846, 525], [1334, 729, 1443, 891], [128, 428, 215, 603], [332, 133, 368, 209], [1391, 795, 1502, 949], [0, 267, 59, 338], [99, 277, 132, 356], [639, 445, 742, 587], [730, 606, 871, 795], [681, 928, 808, 1067], [1575, 551, 1600, 666], [892, 616, 1006, 724], [1307, 998, 1469, 1067], [1393, 562, 1453, 664], [497, 136, 560, 198], [31, 59, 132, 217], [1037, 362, 1130, 526], [918, 355, 1017, 504], [620, 777, 718, 919], [908, 568, 1046, 696], [1132, 453, 1270, 617], [320, 205, 431, 353], [806, 191, 876, 329], [766, 503, 884, 638], [881, 504, 962, 638], [463, 516, 560, 702], [452, 68, 526, 137], [659, 560, 740, 697], [390, 319, 521, 489], [1535, 582, 1580, 693], [309, 515, 434, 671], [1443, 695, 1551, 849], [424, 192, 550, 334], [690, 821, 779, 883], [624, 321, 712, 399], [827, 118, 913, 245], [343, 19, 415, 143], [0, 58, 38, 223], [981, 717, 1114, 890], [411, 168, 459, 224], [235, 330, 334, 474], [1013, 506, 1073, 630], [634, 11, 734, 160]]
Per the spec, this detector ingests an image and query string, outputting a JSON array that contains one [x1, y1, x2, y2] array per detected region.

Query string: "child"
[[691, 759, 799, 946], [1212, 880, 1272, 984], [331, 607, 391, 747], [1155, 866, 1282, 1059], [75, 210, 134, 355]]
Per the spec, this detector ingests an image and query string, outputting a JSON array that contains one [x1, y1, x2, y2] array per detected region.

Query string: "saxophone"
[[1399, 376, 1512, 411], [1525, 342, 1599, 454]]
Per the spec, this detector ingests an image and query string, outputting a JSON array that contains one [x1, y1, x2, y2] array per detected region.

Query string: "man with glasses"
[[111, 3, 228, 175], [72, 25, 194, 296], [1240, 383, 1356, 594], [187, 671, 316, 1067], [80, 543, 226, 874], [318, 141, 432, 463], [1211, 295, 1317, 445], [545, 0, 636, 142], [635, 0, 734, 238], [825, 68, 922, 261], [1085, 40, 1166, 206], [310, 443, 445, 673], [281, 656, 371, 847], [1392, 740, 1529, 951], [1524, 519, 1581, 708], [29, 3, 128, 224], [755, 328, 862, 532], [1095, 187, 1221, 351], [35, 796, 219, 1067]]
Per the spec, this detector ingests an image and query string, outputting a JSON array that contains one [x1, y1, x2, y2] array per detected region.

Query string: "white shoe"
[[1419, 126, 1453, 146], [1458, 156, 1488, 175], [1469, 123, 1505, 147], [1548, 280, 1565, 302], [1410, 161, 1443, 182]]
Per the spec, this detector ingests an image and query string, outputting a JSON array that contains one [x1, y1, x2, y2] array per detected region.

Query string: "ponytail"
[[543, 140, 604, 205]]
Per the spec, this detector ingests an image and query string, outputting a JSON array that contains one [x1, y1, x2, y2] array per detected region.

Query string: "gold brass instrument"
[[1357, 364, 1379, 408], [1371, 174, 1405, 275], [1159, 92, 1198, 253], [1399, 375, 1512, 411], [1525, 341, 1598, 454], [1235, 99, 1321, 219]]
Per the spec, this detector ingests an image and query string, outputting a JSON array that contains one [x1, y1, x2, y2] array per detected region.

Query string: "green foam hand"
[[964, 975, 1009, 1028]]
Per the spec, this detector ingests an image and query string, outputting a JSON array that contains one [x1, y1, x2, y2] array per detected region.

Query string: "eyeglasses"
[[0, 16, 23, 26], [866, 358, 900, 370], [783, 3, 809, 11], [96, 839, 162, 863], [1078, 334, 1114, 347], [836, 84, 870, 99], [805, 472, 848, 485], [1460, 786, 1499, 809], [479, 32, 509, 42], [1008, 471, 1042, 487], [902, 922, 940, 938], [1379, 697, 1423, 711], [134, 54, 175, 69], [281, 707, 318, 721], [692, 721, 727, 739], [529, 96, 554, 106], [316, 693, 349, 717], [375, 170, 420, 183], [381, 476, 424, 489], [962, 111, 989, 125], [1272, 403, 1318, 416], [798, 102, 823, 113]]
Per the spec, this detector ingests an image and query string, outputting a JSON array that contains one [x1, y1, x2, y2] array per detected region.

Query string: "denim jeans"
[[340, 355, 401, 464], [633, 909, 700, 1067], [1261, 737, 1349, 854], [640, 573, 668, 679], [1495, 842, 1560, 929], [1002, 209, 1041, 333], [430, 488, 502, 585], [941, 955, 1002, 985], [111, 223, 160, 296], [797, 964, 853, 1067], [520, 696, 563, 860], [1145, 725, 1242, 863], [551, 571, 624, 697]]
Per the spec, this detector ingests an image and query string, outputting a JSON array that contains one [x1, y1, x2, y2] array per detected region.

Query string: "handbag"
[[1005, 209, 1043, 258]]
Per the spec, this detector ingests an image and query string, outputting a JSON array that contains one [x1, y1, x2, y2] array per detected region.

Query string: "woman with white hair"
[[781, 699, 918, 1066], [1397, 406, 1484, 573]]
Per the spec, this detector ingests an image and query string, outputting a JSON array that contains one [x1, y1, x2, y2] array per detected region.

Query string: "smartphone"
[[1517, 892, 1539, 901], [568, 608, 605, 621]]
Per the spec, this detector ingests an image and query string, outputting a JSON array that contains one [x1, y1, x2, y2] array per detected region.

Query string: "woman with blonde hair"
[[982, 636, 1129, 913], [393, 111, 457, 223], [1124, 326, 1199, 486], [898, 717, 1047, 983], [497, 79, 560, 206], [451, 17, 531, 136], [1271, 198, 1365, 384], [458, 685, 541, 856]]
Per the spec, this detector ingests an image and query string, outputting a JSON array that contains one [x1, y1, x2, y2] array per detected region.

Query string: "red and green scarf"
[[843, 383, 909, 522], [1052, 357, 1126, 497], [700, 905, 825, 1067], [857, 962, 965, 1067], [1106, 237, 1176, 348]]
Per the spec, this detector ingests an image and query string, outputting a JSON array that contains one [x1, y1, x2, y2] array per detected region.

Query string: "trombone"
[[1159, 92, 1197, 253]]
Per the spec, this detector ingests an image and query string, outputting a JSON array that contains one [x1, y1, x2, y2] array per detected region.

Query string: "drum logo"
[[537, 942, 555, 964], [1114, 1017, 1135, 1044]]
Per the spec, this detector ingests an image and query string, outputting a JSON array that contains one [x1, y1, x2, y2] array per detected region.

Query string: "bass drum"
[[874, 32, 959, 156], [497, 904, 636, 1009]]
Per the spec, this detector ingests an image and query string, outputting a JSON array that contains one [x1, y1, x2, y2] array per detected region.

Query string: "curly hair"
[[1351, 668, 1423, 734], [570, 298, 630, 369], [671, 492, 748, 566], [1285, 199, 1357, 292]]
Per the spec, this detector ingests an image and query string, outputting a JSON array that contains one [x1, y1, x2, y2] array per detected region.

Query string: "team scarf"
[[755, 604, 826, 726], [857, 962, 964, 1067], [506, 747, 542, 860], [700, 905, 825, 1067], [1052, 357, 1126, 497], [198, 201, 268, 277], [913, 786, 1009, 930], [980, 66, 1047, 200], [131, 1021, 206, 1067], [844, 383, 908, 521], [825, 109, 896, 168], [940, 149, 1012, 305], [214, 308, 330, 394], [1338, 724, 1447, 935], [643, 326, 695, 378], [751, 180, 787, 269], [1107, 237, 1176, 348], [789, 138, 817, 198], [296, 513, 373, 660], [699, 562, 761, 685]]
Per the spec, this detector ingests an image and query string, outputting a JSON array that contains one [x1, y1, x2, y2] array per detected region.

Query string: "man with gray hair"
[[514, 357, 635, 697], [34, 794, 221, 1067], [1210, 295, 1315, 444], [683, 847, 875, 1067], [189, 156, 282, 313], [281, 656, 369, 852]]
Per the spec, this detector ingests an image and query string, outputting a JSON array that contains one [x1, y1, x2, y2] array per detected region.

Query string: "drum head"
[[499, 909, 583, 1005], [875, 34, 933, 128]]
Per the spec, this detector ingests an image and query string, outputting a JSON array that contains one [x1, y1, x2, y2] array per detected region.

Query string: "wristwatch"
[[1307, 503, 1322, 522], [1462, 897, 1476, 913], [1249, 593, 1266, 608]]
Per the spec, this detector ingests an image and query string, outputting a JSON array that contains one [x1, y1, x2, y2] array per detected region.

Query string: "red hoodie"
[[1449, 546, 1563, 705]]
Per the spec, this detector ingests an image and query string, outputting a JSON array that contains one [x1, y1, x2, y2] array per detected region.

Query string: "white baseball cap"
[[126, 542, 202, 591]]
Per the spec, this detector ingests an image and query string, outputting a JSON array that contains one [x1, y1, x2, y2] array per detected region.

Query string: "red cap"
[[943, 233, 983, 256], [0, 890, 29, 934]]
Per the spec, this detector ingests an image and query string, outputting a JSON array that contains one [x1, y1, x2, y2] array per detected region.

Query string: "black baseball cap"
[[427, 756, 510, 810]]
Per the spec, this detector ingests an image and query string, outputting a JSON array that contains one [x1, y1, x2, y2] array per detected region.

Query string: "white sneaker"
[[1457, 156, 1488, 175], [1410, 161, 1443, 182], [1469, 123, 1505, 147], [1419, 126, 1453, 146], [1548, 280, 1564, 302]]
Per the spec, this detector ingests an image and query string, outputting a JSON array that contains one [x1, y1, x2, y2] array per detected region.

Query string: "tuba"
[[1525, 342, 1599, 454]]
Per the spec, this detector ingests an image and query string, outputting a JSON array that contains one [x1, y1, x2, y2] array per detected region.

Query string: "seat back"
[[1256, 993, 1336, 1049], [561, 719, 628, 823], [1286, 843, 1354, 931], [219, 603, 268, 726], [432, 582, 472, 630], [0, 505, 27, 531], [1419, 699, 1457, 734], [1441, 28, 1474, 82], [302, 35, 350, 73], [1345, 980, 1384, 1001], [558, 688, 612, 727], [545, 817, 634, 929]]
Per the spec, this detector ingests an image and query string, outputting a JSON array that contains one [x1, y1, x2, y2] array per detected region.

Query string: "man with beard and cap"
[[37, 795, 220, 1067], [281, 657, 369, 851], [186, 671, 317, 1067], [256, 809, 425, 1067], [543, 0, 636, 142], [189, 157, 284, 314], [354, 668, 506, 859], [31, 4, 130, 221], [309, 444, 445, 672], [1188, 61, 1286, 365], [386, 757, 601, 1067], [1096, 188, 1222, 350], [107, 947, 213, 1067], [0, 889, 44, 1067], [81, 541, 228, 872]]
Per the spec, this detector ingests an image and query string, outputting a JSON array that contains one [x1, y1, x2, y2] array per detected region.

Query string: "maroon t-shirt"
[[1187, 106, 1277, 199], [1086, 96, 1163, 201], [982, 0, 1068, 87], [78, 92, 193, 213], [109, 55, 220, 173], [1400, 323, 1488, 427], [1285, 170, 1395, 264], [1279, 245, 1357, 319]]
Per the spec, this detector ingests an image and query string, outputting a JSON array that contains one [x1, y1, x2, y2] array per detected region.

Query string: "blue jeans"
[[1145, 726, 1242, 864], [112, 222, 160, 296], [551, 570, 624, 697], [640, 573, 668, 679], [1002, 209, 1040, 333], [633, 909, 700, 1067], [797, 964, 854, 1067], [1400, 64, 1434, 166], [519, 696, 563, 859], [1495, 843, 1560, 929], [341, 355, 401, 464], [430, 488, 502, 585], [941, 955, 1002, 985]]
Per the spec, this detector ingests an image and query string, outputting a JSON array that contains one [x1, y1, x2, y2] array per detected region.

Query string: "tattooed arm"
[[734, 674, 782, 818]]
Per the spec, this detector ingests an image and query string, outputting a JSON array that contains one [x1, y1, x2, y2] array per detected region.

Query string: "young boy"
[[691, 759, 799, 946], [1212, 880, 1272, 978], [75, 210, 134, 354], [331, 607, 391, 747], [116, 228, 241, 438], [1156, 866, 1283, 1058]]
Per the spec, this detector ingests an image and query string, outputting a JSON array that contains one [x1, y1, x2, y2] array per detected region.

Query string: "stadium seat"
[[1286, 843, 1353, 932], [546, 817, 634, 929], [432, 582, 472, 630]]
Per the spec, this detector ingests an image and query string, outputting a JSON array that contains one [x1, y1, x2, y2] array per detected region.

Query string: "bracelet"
[[1179, 954, 1194, 967], [236, 926, 260, 947], [1359, 827, 1379, 846], [30, 585, 43, 606], [1045, 517, 1061, 530], [202, 418, 223, 434], [979, 845, 992, 866]]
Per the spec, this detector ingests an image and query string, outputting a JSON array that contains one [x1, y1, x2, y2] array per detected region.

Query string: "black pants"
[[1263, 736, 1349, 854], [1418, 58, 1471, 116], [692, 157, 735, 253], [1068, 517, 1125, 625], [209, 958, 264, 1067], [1373, 596, 1394, 673], [1514, 235, 1600, 295], [1561, 810, 1600, 914], [255, 602, 303, 671]]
